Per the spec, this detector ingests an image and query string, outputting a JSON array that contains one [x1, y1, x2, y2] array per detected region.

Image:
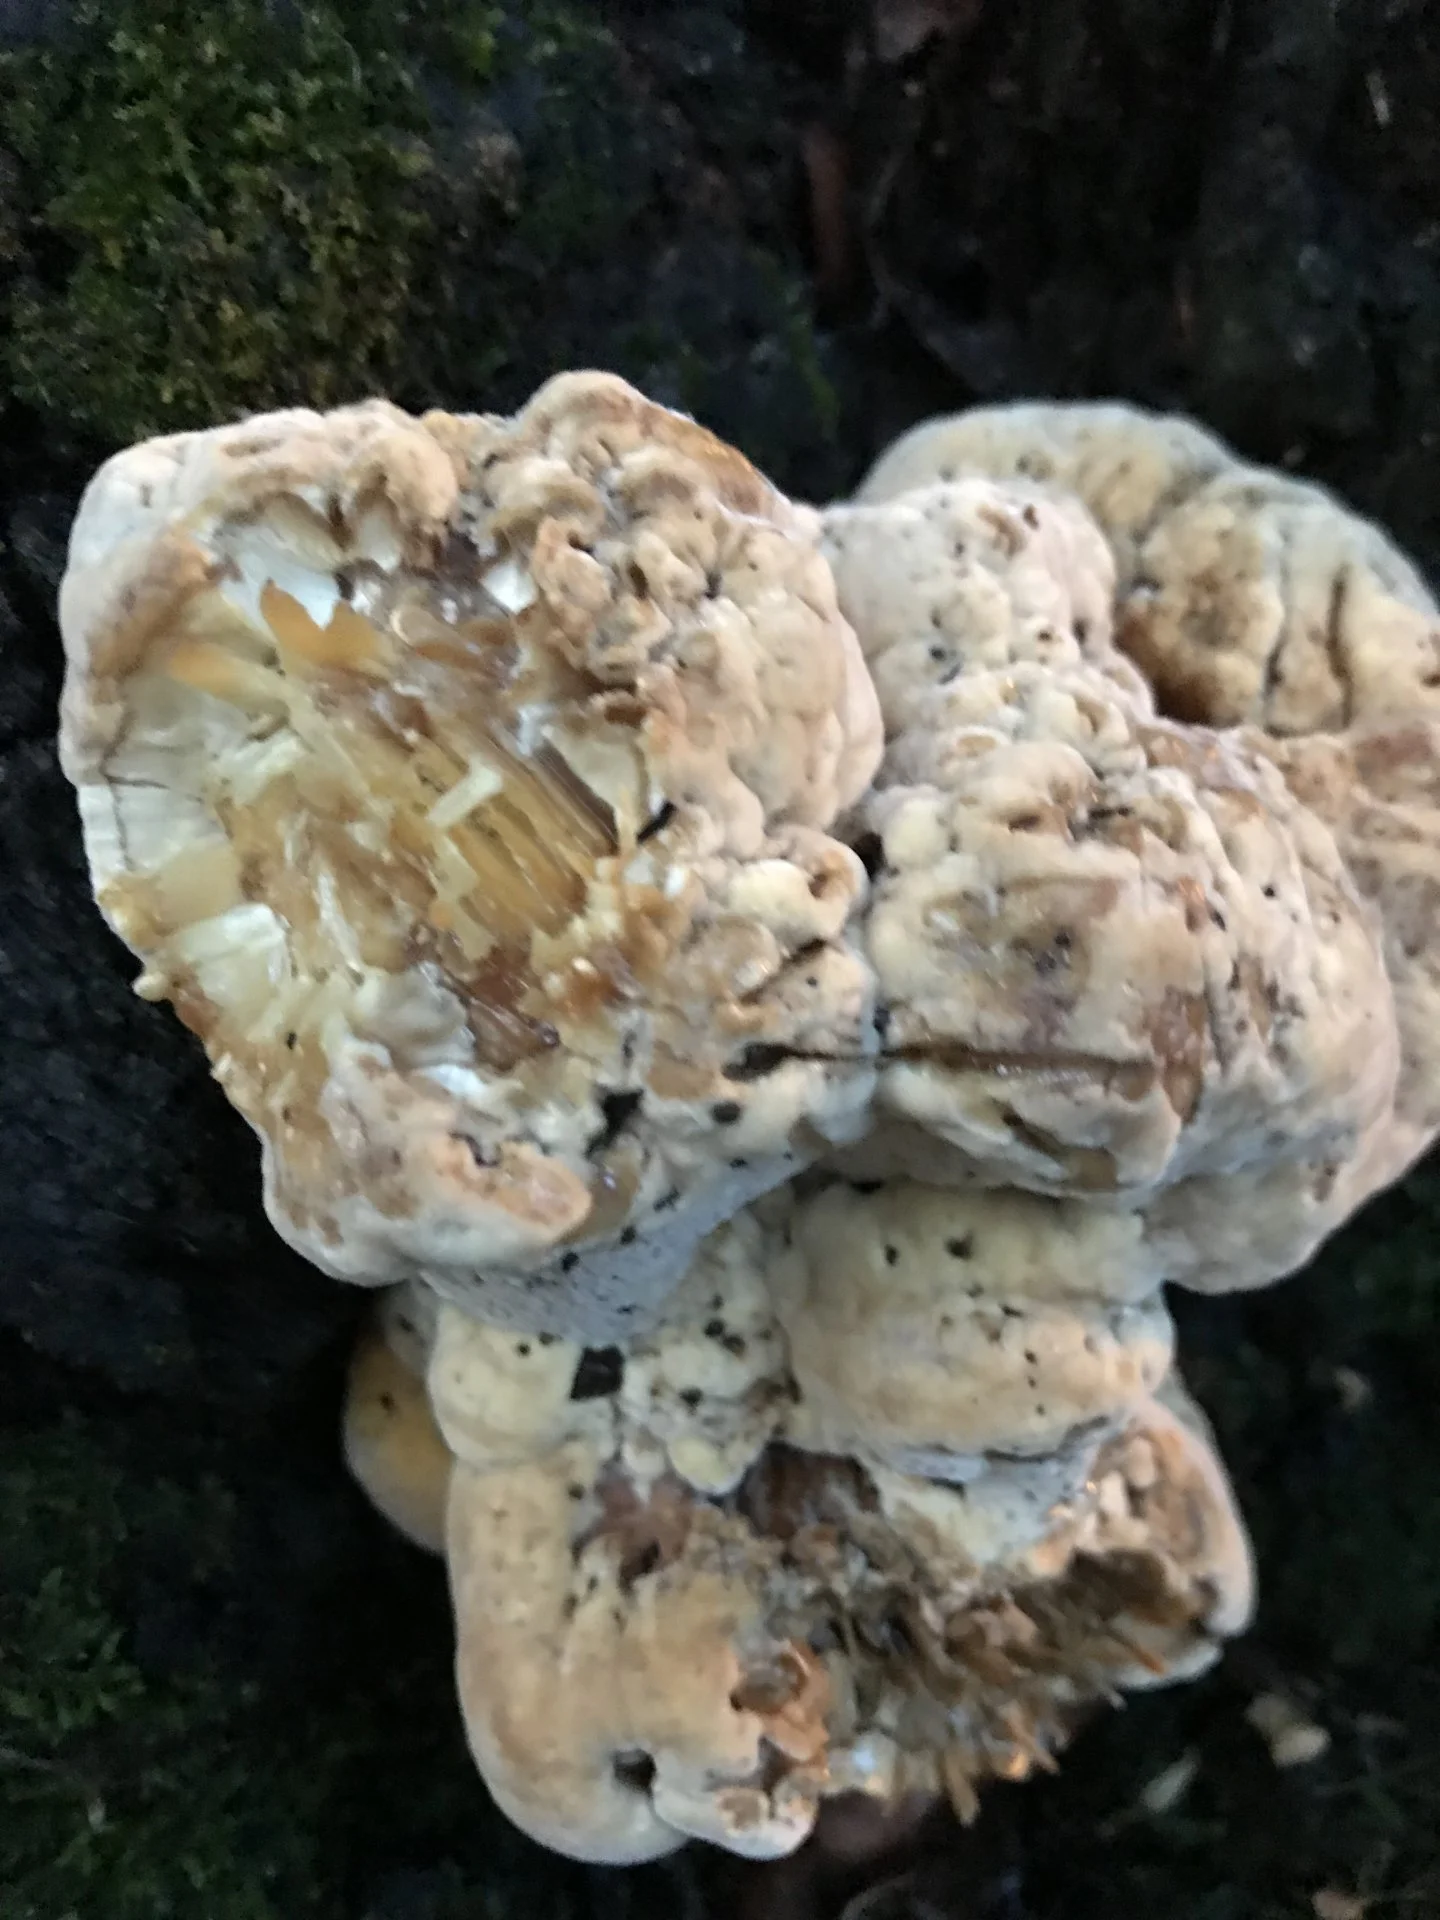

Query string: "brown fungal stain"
[[1117, 603, 1222, 726], [736, 1444, 881, 1541], [576, 1466, 696, 1588], [1234, 954, 1273, 1042], [894, 1041, 1153, 1104], [1001, 1114, 1123, 1190], [1147, 987, 1208, 1122]]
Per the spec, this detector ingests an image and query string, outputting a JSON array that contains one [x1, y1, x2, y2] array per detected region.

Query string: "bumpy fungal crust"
[[821, 486, 1399, 1201], [68, 383, 1435, 1872], [773, 1181, 1174, 1479], [428, 1207, 792, 1493], [445, 1380, 1251, 1863], [57, 374, 884, 1341], [1246, 718, 1440, 1194], [847, 408, 1440, 1263], [821, 475, 1145, 715], [855, 399, 1440, 739]]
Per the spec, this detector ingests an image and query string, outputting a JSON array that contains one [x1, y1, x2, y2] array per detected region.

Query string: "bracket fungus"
[[57, 383, 1440, 1866], [58, 373, 882, 1341]]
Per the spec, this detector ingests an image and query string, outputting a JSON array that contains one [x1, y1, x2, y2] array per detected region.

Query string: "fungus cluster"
[[57, 377, 1440, 1864]]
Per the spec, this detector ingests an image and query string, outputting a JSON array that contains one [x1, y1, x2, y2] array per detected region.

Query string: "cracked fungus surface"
[[58, 374, 882, 1337]]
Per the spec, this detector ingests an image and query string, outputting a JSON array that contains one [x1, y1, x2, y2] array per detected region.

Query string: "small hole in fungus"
[[946, 1235, 973, 1259], [884, 1245, 899, 1266], [852, 831, 884, 880], [712, 1100, 743, 1124], [622, 1542, 661, 1585], [570, 1347, 624, 1400], [589, 1088, 643, 1155], [560, 1252, 580, 1273], [614, 1751, 656, 1794], [638, 802, 676, 844], [453, 1133, 498, 1168]]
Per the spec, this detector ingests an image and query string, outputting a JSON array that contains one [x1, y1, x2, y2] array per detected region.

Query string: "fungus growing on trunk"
[[57, 384, 1440, 1868], [58, 374, 883, 1342]]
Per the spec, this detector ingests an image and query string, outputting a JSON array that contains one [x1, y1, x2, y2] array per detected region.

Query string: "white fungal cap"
[[57, 375, 886, 1341], [820, 471, 1401, 1204], [821, 473, 1145, 722], [859, 654, 1397, 1196], [849, 401, 1440, 1240], [446, 1436, 832, 1864], [1262, 718, 1440, 1164]]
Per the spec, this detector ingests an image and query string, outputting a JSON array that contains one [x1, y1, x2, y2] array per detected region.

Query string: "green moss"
[[0, 0, 501, 444], [0, 0, 851, 496], [0, 1420, 324, 1918], [0, 1401, 708, 1919]]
